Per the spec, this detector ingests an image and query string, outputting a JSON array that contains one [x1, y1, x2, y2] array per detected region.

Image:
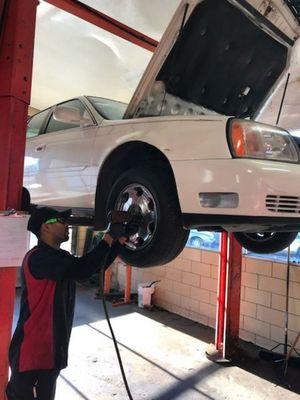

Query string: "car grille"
[[266, 195, 300, 213]]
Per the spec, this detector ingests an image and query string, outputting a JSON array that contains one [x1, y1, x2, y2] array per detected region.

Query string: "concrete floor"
[[13, 285, 300, 400]]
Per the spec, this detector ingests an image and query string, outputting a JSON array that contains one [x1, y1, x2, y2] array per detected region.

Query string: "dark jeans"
[[6, 369, 60, 400]]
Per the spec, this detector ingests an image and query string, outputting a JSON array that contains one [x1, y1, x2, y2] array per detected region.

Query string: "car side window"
[[45, 99, 92, 133], [26, 109, 50, 138]]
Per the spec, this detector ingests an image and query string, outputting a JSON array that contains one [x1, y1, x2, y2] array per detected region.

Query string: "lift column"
[[225, 233, 243, 357], [214, 232, 243, 359], [0, 0, 37, 397]]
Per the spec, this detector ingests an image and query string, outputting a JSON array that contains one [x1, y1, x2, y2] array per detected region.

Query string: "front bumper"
[[173, 158, 300, 229]]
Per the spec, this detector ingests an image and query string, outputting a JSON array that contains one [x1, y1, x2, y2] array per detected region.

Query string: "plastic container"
[[138, 283, 156, 308]]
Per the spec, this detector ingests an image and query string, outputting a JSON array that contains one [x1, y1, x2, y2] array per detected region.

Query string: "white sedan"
[[24, 0, 300, 267]]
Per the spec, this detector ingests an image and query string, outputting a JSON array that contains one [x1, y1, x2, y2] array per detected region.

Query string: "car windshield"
[[88, 96, 127, 120]]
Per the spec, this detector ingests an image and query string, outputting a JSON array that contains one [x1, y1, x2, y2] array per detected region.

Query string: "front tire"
[[233, 232, 298, 253], [106, 167, 189, 267]]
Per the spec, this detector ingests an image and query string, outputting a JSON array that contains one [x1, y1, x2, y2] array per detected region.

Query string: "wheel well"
[[94, 141, 179, 229]]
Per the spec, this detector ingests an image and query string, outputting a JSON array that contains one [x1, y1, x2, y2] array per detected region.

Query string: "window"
[[26, 109, 50, 138], [45, 99, 92, 133], [88, 96, 127, 120], [186, 230, 300, 265], [186, 230, 220, 251]]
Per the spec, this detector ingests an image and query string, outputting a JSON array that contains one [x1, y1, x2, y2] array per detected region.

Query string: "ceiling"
[[31, 0, 179, 110]]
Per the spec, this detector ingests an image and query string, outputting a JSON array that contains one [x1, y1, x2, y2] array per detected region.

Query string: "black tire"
[[233, 232, 298, 254], [106, 167, 189, 268]]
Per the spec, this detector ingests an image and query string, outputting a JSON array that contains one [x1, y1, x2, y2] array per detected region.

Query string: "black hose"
[[100, 252, 134, 400]]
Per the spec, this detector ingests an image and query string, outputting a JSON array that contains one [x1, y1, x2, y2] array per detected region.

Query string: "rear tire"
[[106, 166, 189, 267], [233, 232, 298, 253]]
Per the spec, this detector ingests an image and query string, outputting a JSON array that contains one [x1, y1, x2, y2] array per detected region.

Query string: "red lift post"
[[0, 0, 37, 396], [215, 232, 242, 359], [225, 233, 243, 356]]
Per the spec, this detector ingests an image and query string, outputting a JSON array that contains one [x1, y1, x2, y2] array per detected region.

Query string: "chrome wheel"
[[115, 184, 157, 250]]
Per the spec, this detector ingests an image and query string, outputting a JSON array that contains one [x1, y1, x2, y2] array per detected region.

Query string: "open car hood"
[[125, 0, 300, 120]]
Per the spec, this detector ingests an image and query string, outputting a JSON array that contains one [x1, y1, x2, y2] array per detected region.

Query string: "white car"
[[24, 0, 300, 267]]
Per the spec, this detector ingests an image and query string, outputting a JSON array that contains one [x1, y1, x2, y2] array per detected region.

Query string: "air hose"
[[100, 250, 134, 400]]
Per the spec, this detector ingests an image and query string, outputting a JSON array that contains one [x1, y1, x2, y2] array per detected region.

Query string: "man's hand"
[[107, 221, 139, 240], [118, 237, 127, 245], [103, 233, 114, 246]]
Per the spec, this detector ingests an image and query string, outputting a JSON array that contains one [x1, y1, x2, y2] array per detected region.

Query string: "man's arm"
[[29, 238, 120, 281]]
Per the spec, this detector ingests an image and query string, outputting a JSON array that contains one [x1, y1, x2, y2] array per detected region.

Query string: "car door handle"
[[35, 144, 46, 152]]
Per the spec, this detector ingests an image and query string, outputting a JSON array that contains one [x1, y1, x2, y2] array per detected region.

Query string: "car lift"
[[103, 264, 133, 306], [209, 232, 243, 360], [0, 1, 243, 398]]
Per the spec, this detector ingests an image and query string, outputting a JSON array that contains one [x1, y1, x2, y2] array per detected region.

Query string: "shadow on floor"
[[73, 285, 214, 345], [135, 306, 214, 344], [231, 341, 300, 394], [78, 321, 220, 400]]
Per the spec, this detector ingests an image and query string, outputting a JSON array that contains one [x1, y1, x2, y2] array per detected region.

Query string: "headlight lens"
[[228, 119, 299, 162]]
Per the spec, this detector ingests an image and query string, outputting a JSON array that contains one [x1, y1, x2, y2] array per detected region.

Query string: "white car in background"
[[187, 231, 217, 249], [24, 0, 300, 267]]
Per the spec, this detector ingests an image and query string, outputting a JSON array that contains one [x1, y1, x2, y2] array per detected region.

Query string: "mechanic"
[[6, 206, 126, 400]]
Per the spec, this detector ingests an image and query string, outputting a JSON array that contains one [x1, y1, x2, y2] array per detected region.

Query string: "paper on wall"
[[0, 214, 30, 268]]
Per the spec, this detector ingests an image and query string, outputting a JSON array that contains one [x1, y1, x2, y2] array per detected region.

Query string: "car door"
[[25, 99, 97, 209], [24, 107, 52, 205]]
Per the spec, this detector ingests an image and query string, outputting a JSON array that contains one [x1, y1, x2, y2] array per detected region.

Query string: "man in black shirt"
[[6, 206, 125, 400]]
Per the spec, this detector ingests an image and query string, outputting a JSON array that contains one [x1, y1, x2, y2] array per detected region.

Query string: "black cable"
[[276, 72, 290, 125], [100, 249, 134, 400]]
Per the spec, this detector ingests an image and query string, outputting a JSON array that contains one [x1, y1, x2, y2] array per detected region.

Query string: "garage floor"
[[13, 286, 300, 400]]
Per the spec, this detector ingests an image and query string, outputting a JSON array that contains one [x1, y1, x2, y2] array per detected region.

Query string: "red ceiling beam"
[[45, 0, 158, 52]]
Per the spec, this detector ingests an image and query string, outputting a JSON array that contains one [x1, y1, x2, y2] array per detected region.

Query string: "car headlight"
[[227, 119, 299, 163]]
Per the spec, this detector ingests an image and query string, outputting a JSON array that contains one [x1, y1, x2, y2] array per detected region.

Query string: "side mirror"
[[53, 106, 93, 126]]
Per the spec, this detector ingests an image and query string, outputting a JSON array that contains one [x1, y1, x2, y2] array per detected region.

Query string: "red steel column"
[[0, 0, 37, 397], [124, 265, 132, 304], [225, 233, 242, 358], [215, 232, 228, 355], [214, 232, 242, 359]]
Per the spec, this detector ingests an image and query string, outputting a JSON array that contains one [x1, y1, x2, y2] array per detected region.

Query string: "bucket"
[[138, 283, 156, 308]]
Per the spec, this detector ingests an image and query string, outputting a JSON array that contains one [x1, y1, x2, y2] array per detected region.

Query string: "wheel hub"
[[115, 183, 158, 250]]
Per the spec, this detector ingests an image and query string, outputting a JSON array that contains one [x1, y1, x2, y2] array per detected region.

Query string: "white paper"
[[0, 214, 30, 267]]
